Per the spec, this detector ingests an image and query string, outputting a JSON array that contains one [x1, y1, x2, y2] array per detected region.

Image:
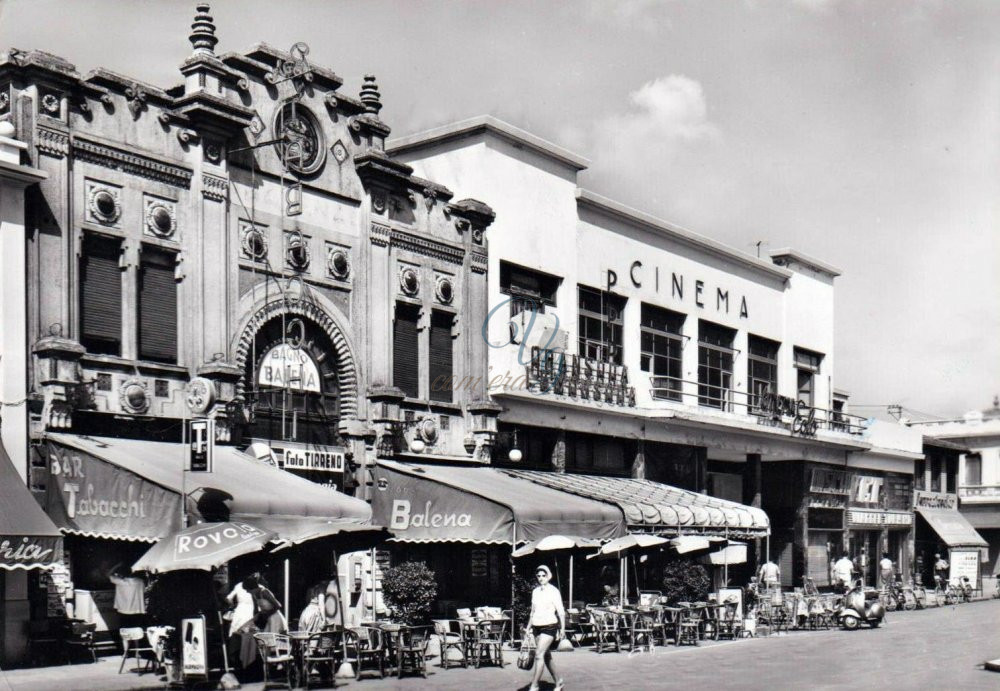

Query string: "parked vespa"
[[837, 580, 885, 630]]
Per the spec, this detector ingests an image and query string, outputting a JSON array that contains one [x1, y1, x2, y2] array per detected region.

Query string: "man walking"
[[833, 554, 855, 593]]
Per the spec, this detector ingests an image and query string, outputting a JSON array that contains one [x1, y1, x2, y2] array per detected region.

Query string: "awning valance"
[[372, 460, 626, 544], [504, 470, 770, 537], [41, 434, 372, 543], [915, 506, 988, 548], [1, 440, 63, 570]]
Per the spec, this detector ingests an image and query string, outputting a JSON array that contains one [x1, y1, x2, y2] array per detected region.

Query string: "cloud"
[[625, 76, 721, 142]]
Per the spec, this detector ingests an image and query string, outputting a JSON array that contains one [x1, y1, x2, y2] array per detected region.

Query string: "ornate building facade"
[[1, 5, 498, 503]]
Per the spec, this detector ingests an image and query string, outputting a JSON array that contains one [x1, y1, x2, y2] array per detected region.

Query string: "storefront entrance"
[[848, 530, 879, 587]]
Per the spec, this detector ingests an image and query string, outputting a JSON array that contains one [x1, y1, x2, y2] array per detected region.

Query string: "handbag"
[[516, 632, 536, 670]]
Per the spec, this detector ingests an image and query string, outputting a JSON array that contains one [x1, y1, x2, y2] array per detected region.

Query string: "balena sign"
[[390, 500, 472, 530]]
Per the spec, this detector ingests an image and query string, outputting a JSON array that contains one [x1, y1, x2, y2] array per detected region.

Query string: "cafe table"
[[285, 630, 315, 689]]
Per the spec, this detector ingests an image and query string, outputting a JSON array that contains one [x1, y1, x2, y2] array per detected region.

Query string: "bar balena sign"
[[390, 500, 472, 530]]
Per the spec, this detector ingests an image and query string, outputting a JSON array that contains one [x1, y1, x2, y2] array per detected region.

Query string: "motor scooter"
[[836, 579, 885, 630]]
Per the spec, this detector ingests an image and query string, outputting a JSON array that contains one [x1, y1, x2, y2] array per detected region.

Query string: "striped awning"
[[503, 470, 770, 537]]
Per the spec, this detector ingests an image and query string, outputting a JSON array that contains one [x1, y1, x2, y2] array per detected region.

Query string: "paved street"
[[2, 600, 999, 691]]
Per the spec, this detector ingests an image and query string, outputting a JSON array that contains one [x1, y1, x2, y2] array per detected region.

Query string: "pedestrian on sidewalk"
[[107, 561, 147, 646], [879, 553, 894, 589], [527, 565, 565, 691]]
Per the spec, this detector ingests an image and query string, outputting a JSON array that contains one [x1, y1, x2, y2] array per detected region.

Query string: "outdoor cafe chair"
[[469, 619, 505, 668], [589, 609, 621, 654], [716, 600, 742, 640], [432, 620, 466, 669], [630, 610, 657, 653], [62, 620, 97, 664], [355, 626, 386, 679], [301, 630, 338, 687], [675, 608, 700, 647], [397, 626, 430, 679], [118, 627, 155, 674], [252, 632, 294, 690]]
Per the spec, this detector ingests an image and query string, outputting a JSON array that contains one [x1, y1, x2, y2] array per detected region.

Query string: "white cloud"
[[625, 76, 720, 142]]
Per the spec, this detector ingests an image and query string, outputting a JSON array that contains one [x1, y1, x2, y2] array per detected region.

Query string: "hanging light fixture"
[[508, 427, 522, 462]]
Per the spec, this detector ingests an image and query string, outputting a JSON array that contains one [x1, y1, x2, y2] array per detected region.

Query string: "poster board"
[[181, 615, 208, 679], [949, 549, 979, 589], [718, 588, 744, 621]]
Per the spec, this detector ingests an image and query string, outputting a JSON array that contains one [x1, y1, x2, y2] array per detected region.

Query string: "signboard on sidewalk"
[[181, 615, 208, 678], [949, 549, 979, 589]]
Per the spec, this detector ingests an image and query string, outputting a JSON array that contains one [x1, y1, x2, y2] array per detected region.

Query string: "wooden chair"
[[469, 619, 505, 668], [302, 630, 338, 688], [630, 611, 657, 652], [590, 609, 620, 654], [432, 619, 466, 669], [675, 609, 700, 647], [252, 632, 293, 690], [118, 627, 155, 674], [397, 627, 430, 679], [63, 621, 97, 664], [717, 601, 743, 640], [654, 607, 678, 645], [355, 626, 385, 679]]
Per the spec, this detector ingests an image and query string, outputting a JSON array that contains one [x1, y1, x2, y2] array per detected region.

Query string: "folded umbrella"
[[670, 535, 728, 555], [511, 535, 601, 558], [132, 521, 276, 574]]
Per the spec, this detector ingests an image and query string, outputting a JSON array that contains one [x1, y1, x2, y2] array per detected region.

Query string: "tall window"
[[428, 311, 453, 403], [747, 335, 780, 410], [640, 303, 685, 401], [698, 320, 736, 410], [500, 261, 560, 316], [965, 454, 982, 486], [79, 234, 122, 356], [794, 347, 823, 408], [578, 285, 626, 365], [393, 303, 420, 398], [138, 247, 178, 363]]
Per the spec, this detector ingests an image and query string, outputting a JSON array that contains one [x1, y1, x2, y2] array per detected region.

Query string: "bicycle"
[[932, 575, 957, 606]]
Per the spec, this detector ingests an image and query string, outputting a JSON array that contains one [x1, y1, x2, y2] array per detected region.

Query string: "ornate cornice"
[[470, 252, 488, 274], [370, 221, 391, 247], [36, 127, 69, 158], [72, 135, 192, 188], [391, 228, 465, 265], [201, 173, 227, 201]]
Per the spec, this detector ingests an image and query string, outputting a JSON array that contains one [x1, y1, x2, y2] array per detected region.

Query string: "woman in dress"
[[527, 565, 565, 691], [226, 574, 259, 672], [251, 574, 288, 634]]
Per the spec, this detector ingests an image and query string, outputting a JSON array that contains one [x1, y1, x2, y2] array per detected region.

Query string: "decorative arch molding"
[[234, 287, 359, 422]]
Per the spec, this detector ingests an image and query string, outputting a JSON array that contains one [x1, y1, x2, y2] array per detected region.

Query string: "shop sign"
[[607, 264, 749, 319], [847, 510, 884, 527], [913, 490, 957, 510], [809, 468, 852, 495], [281, 447, 344, 473], [0, 535, 60, 567], [181, 616, 208, 678], [949, 550, 979, 589], [753, 393, 819, 437], [851, 475, 883, 506], [883, 512, 912, 526], [807, 494, 846, 509], [257, 343, 321, 393], [390, 500, 473, 530]]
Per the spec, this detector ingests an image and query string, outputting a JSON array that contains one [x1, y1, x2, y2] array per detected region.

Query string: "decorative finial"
[[360, 74, 382, 115], [190, 3, 218, 55]]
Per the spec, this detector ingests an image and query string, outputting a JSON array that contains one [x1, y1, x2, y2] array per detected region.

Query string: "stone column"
[[0, 122, 47, 478]]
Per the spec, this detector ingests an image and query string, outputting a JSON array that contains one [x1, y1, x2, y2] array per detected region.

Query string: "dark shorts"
[[531, 624, 559, 639]]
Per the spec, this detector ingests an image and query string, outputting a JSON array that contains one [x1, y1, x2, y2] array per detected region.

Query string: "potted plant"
[[381, 561, 438, 625]]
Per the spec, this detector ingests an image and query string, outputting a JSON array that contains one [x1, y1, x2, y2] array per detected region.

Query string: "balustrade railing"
[[649, 374, 867, 436]]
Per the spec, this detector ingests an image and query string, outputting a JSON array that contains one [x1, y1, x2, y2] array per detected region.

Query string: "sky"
[[1, 0, 997, 420]]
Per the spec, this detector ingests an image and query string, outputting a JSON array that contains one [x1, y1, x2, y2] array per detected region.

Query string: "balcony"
[[958, 485, 1000, 503], [649, 376, 867, 436], [525, 347, 636, 407]]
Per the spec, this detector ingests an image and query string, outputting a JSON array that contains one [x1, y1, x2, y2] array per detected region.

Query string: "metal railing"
[[525, 347, 636, 407], [649, 375, 867, 436]]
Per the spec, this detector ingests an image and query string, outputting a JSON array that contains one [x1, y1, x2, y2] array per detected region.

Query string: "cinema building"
[[0, 6, 499, 660], [389, 116, 924, 588]]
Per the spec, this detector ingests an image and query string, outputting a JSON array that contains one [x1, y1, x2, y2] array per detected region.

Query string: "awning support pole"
[[724, 527, 729, 586], [568, 555, 574, 609], [511, 523, 517, 640], [283, 559, 290, 617], [333, 550, 355, 679]]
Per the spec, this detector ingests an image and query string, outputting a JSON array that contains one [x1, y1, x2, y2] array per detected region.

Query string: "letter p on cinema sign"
[[187, 419, 215, 473]]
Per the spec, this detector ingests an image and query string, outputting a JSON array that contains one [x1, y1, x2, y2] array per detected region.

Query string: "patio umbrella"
[[132, 521, 276, 574], [513, 535, 601, 607], [670, 535, 728, 556], [587, 534, 669, 605]]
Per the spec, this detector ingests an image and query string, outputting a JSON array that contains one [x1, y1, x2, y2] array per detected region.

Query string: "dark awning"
[[504, 470, 770, 538], [372, 460, 626, 544], [42, 434, 372, 543], [916, 506, 989, 548], [1, 440, 63, 570]]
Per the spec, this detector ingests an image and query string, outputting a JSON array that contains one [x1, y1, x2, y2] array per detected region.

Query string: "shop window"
[[79, 234, 122, 356], [393, 303, 420, 398], [914, 457, 926, 490], [794, 347, 823, 408], [137, 247, 178, 363], [578, 285, 626, 365], [640, 303, 685, 402], [697, 320, 736, 410], [428, 311, 453, 403], [965, 454, 982, 486], [747, 335, 780, 410], [500, 261, 561, 316]]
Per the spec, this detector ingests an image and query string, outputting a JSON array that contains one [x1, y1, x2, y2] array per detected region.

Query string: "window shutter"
[[393, 303, 419, 398], [429, 311, 453, 402], [138, 248, 177, 363], [79, 235, 122, 355]]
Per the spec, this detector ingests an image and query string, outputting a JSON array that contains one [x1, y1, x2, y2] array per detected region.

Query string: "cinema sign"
[[605, 264, 749, 319]]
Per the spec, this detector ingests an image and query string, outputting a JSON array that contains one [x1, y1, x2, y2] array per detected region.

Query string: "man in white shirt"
[[758, 561, 780, 590], [833, 554, 855, 592], [879, 553, 894, 588]]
